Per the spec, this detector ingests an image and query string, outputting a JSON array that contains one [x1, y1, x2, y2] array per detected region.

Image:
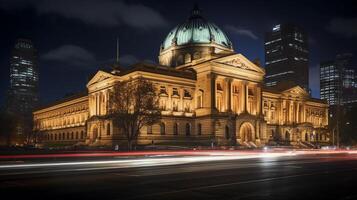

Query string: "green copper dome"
[[162, 6, 232, 50]]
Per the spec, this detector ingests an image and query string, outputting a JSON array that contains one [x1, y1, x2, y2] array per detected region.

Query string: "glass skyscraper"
[[7, 38, 39, 117], [264, 24, 309, 90], [320, 53, 356, 106]]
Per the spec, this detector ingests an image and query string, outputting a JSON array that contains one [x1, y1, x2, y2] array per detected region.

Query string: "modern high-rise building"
[[264, 24, 309, 90], [7, 38, 39, 118], [320, 53, 356, 106]]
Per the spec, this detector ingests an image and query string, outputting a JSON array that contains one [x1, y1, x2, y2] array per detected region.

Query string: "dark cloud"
[[0, 0, 356, 102], [0, 0, 168, 29], [120, 54, 139, 66], [42, 45, 96, 68], [327, 18, 357, 37], [225, 25, 258, 40], [106, 55, 156, 67]]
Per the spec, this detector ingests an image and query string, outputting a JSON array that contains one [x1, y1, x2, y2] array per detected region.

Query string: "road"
[[0, 151, 357, 200]]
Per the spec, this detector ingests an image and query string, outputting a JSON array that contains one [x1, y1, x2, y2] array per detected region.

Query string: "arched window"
[[177, 55, 183, 65], [76, 131, 79, 139], [160, 123, 165, 135], [92, 127, 99, 140], [184, 53, 191, 63], [55, 134, 57, 140], [67, 132, 70, 140], [197, 123, 202, 135], [62, 132, 65, 140], [197, 89, 204, 108], [147, 126, 152, 135], [185, 123, 191, 136], [216, 92, 223, 112], [71, 132, 74, 140], [107, 123, 111, 135], [193, 51, 201, 60], [225, 125, 230, 139], [173, 123, 178, 135]]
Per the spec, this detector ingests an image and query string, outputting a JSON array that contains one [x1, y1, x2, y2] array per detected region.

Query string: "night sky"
[[0, 0, 356, 106]]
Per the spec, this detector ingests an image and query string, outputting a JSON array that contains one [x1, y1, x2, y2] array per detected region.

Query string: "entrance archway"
[[305, 132, 309, 141], [239, 122, 255, 142], [285, 131, 290, 141], [92, 126, 98, 141]]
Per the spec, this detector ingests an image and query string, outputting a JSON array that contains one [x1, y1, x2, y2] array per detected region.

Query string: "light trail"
[[0, 149, 356, 171], [0, 152, 297, 170], [0, 150, 248, 159], [1, 149, 356, 160]]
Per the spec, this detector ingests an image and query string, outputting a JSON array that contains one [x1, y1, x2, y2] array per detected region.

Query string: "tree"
[[0, 112, 18, 146], [108, 78, 161, 150], [340, 106, 357, 145]]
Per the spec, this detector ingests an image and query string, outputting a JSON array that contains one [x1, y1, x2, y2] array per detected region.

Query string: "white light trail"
[[0, 152, 296, 170]]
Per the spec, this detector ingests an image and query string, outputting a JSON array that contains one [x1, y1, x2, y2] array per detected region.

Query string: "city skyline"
[[1, 2, 357, 199], [0, 0, 356, 106]]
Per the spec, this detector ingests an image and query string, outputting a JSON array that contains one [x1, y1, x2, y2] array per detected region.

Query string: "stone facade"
[[33, 7, 329, 148], [33, 54, 329, 148]]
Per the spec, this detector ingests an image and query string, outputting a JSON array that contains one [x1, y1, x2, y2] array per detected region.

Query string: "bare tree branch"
[[108, 77, 161, 150]]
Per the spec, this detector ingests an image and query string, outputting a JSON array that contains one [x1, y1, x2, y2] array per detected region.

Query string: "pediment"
[[87, 70, 114, 87], [213, 54, 265, 75], [282, 86, 309, 97]]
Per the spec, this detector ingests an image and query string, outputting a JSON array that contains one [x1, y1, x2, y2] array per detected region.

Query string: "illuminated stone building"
[[33, 7, 329, 148]]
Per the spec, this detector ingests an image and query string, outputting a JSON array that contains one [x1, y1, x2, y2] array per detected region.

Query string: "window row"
[[146, 123, 202, 136], [46, 131, 86, 141]]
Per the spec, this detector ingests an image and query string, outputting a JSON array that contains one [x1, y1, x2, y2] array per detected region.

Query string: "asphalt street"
[[0, 152, 357, 200]]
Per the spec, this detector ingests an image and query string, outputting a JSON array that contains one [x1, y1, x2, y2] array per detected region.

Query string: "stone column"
[[290, 100, 295, 123], [256, 121, 260, 139], [241, 82, 246, 113], [207, 73, 216, 110], [180, 87, 184, 112], [295, 102, 300, 123], [325, 107, 329, 126], [98, 93, 101, 116], [302, 104, 306, 122], [245, 82, 249, 113], [106, 91, 109, 114], [256, 85, 261, 116], [287, 100, 290, 123], [283, 100, 287, 124], [95, 94, 98, 116], [225, 78, 232, 112]]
